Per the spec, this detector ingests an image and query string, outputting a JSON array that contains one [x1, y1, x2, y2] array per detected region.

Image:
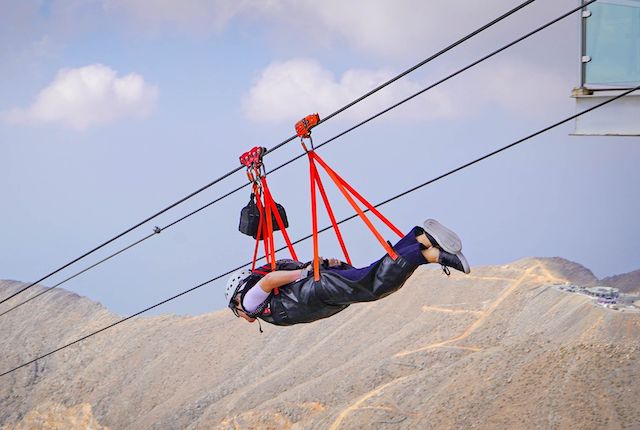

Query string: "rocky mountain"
[[1, 257, 639, 430], [601, 270, 640, 294]]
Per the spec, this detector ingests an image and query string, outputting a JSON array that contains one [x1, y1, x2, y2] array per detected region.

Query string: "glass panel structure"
[[583, 0, 640, 86]]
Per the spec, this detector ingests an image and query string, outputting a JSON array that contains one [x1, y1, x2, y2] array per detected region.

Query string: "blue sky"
[[1, 0, 639, 317]]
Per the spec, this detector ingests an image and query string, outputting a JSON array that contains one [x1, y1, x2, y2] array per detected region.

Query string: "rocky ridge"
[[1, 257, 639, 429], [601, 270, 640, 294]]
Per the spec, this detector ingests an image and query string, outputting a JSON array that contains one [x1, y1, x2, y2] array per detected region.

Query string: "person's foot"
[[438, 250, 470, 275], [423, 219, 462, 254]]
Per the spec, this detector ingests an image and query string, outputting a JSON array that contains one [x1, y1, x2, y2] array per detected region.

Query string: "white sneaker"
[[423, 219, 463, 254]]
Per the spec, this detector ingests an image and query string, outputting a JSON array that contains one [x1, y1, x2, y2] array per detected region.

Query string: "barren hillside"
[[602, 270, 640, 294], [1, 257, 639, 430]]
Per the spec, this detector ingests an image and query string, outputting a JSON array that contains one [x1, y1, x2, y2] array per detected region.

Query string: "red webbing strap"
[[312, 152, 404, 239], [260, 177, 298, 262], [251, 186, 263, 272], [253, 185, 273, 270], [308, 153, 320, 281], [310, 151, 399, 260], [257, 182, 278, 293], [335, 177, 404, 238], [253, 263, 272, 275], [262, 186, 276, 271], [251, 234, 261, 272], [309, 156, 352, 266]]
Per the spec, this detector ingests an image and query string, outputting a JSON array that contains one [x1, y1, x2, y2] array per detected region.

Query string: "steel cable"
[[0, 0, 537, 306], [0, 0, 592, 317], [2, 83, 637, 378], [0, 0, 540, 304]]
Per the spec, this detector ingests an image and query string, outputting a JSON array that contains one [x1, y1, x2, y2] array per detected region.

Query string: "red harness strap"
[[295, 112, 403, 281], [261, 176, 298, 262], [311, 151, 404, 239], [241, 146, 298, 293], [250, 181, 269, 271], [303, 145, 404, 281], [307, 152, 352, 278]]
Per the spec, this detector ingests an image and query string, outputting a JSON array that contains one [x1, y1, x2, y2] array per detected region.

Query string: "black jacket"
[[247, 254, 417, 326]]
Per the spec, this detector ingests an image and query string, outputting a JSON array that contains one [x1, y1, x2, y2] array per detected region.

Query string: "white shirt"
[[241, 281, 270, 313]]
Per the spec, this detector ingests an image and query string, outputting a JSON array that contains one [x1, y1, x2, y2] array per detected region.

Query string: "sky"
[[1, 0, 639, 317]]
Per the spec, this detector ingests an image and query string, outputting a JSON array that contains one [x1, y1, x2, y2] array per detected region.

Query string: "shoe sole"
[[423, 219, 462, 254], [457, 251, 471, 274]]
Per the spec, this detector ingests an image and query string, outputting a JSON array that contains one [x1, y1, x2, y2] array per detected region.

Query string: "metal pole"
[[580, 0, 589, 87]]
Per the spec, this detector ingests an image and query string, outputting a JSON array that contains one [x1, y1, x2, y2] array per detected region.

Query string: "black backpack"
[[239, 193, 289, 239]]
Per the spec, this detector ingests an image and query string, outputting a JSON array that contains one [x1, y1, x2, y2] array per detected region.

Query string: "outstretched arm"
[[258, 270, 304, 293]]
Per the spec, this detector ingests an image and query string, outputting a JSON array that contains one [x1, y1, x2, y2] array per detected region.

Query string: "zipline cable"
[[262, 0, 599, 176], [302, 0, 536, 129], [0, 186, 245, 317], [0, 0, 593, 317], [0, 0, 537, 307], [2, 83, 637, 379], [0, 233, 156, 318]]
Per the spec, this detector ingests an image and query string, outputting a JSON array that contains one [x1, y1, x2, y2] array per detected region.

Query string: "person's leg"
[[419, 239, 470, 275], [325, 223, 470, 282], [412, 222, 463, 252], [390, 226, 425, 250], [320, 253, 418, 305], [404, 231, 468, 269], [415, 231, 433, 249], [416, 221, 470, 274], [317, 223, 469, 307], [422, 246, 439, 263], [327, 227, 428, 282], [391, 227, 430, 266], [395, 227, 466, 268]]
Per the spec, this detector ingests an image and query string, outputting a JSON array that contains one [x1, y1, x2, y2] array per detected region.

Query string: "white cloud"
[[4, 64, 158, 130], [242, 56, 571, 124], [242, 58, 455, 123], [5, 2, 573, 127]]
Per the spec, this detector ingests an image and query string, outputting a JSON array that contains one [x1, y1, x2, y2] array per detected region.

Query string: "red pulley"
[[239, 146, 267, 167], [295, 113, 320, 138]]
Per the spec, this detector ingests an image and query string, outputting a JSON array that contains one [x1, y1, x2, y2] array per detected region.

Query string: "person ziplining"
[[225, 114, 470, 327], [227, 220, 469, 327]]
